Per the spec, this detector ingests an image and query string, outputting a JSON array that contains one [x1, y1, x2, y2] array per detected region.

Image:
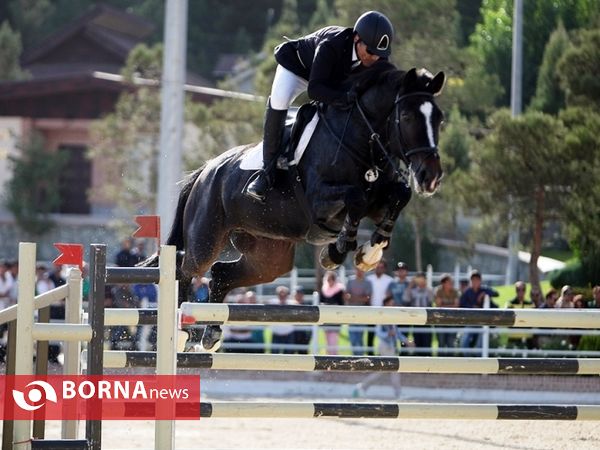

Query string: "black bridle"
[[318, 90, 440, 184]]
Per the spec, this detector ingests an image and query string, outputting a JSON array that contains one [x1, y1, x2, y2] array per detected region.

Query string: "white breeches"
[[270, 65, 308, 110]]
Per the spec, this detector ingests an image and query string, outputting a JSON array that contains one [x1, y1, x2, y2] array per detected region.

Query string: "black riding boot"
[[245, 100, 287, 202]]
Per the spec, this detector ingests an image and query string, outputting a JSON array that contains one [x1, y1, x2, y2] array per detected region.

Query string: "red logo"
[[1, 375, 200, 420]]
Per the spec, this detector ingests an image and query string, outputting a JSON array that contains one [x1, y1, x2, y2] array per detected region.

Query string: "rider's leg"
[[245, 65, 307, 201]]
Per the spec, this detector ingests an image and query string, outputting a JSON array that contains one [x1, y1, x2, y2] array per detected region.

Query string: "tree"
[[0, 21, 28, 80], [559, 107, 600, 284], [557, 28, 600, 108], [530, 22, 570, 114], [4, 133, 67, 235], [459, 110, 570, 290], [468, 0, 600, 108]]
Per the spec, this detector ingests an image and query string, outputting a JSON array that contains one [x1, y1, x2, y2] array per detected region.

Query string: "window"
[[58, 145, 91, 214]]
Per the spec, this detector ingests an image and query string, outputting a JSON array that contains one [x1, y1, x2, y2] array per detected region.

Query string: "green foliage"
[[121, 43, 163, 81], [548, 259, 589, 288], [89, 44, 163, 220], [461, 109, 569, 225], [530, 22, 569, 114], [468, 0, 600, 108], [185, 97, 263, 170], [454, 64, 504, 119], [0, 21, 28, 80], [4, 133, 67, 235], [557, 28, 600, 108]]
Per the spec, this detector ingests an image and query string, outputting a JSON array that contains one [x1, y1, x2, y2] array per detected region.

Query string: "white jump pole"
[[62, 268, 83, 439], [155, 245, 177, 450], [13, 242, 37, 450]]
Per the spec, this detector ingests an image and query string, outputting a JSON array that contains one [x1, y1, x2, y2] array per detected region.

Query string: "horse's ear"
[[404, 68, 418, 88], [427, 71, 446, 96]]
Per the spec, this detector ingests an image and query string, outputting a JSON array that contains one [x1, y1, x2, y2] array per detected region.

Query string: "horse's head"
[[354, 64, 445, 196], [394, 68, 445, 195]]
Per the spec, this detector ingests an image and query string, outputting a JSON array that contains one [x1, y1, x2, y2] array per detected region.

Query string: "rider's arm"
[[307, 42, 350, 105]]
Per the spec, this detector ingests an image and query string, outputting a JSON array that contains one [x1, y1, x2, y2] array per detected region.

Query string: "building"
[[0, 4, 259, 260]]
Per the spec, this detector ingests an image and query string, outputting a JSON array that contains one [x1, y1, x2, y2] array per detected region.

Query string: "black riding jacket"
[[274, 26, 358, 105]]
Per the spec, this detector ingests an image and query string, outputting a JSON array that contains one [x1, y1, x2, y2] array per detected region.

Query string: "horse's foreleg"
[[355, 183, 411, 271], [320, 188, 368, 269]]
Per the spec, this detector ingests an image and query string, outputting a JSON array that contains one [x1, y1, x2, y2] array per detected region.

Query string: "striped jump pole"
[[198, 402, 600, 420], [180, 303, 600, 329], [100, 351, 600, 375]]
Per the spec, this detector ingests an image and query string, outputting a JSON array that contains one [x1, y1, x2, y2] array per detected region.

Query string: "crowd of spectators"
[[1, 243, 599, 363]]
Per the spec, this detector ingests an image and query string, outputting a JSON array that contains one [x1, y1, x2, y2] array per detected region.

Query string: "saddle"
[[279, 102, 319, 167]]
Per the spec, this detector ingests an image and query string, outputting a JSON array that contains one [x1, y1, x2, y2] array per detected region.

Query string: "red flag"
[[53, 243, 84, 270], [133, 215, 161, 241]]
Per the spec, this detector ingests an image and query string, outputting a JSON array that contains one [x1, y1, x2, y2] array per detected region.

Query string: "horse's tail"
[[166, 168, 202, 249], [137, 168, 203, 268]]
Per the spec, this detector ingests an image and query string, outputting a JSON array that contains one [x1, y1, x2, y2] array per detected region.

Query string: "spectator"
[[459, 270, 499, 354], [35, 264, 55, 295], [530, 286, 543, 308], [403, 272, 434, 356], [592, 286, 600, 308], [131, 240, 147, 264], [507, 281, 535, 349], [0, 260, 14, 309], [109, 284, 139, 350], [434, 273, 459, 353], [115, 239, 138, 267], [573, 294, 586, 309], [292, 287, 312, 354], [366, 260, 393, 355], [540, 289, 558, 308], [133, 282, 158, 351], [555, 285, 575, 308], [459, 278, 469, 294], [8, 260, 19, 306], [387, 262, 410, 306], [352, 296, 413, 399], [320, 271, 345, 355], [223, 293, 255, 353], [0, 260, 15, 363], [246, 291, 264, 352], [270, 286, 295, 353], [345, 269, 372, 355]]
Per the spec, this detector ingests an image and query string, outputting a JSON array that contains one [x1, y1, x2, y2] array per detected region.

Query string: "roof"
[[21, 3, 154, 66]]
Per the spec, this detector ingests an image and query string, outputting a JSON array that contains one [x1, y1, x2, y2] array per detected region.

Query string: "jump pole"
[[197, 402, 600, 420], [99, 352, 600, 375], [180, 303, 600, 329], [155, 245, 177, 450], [13, 242, 37, 450]]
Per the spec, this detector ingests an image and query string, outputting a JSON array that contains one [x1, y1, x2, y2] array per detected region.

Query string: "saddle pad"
[[239, 113, 319, 171]]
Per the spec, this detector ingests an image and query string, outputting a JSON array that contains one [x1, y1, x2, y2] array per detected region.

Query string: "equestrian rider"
[[245, 10, 395, 202]]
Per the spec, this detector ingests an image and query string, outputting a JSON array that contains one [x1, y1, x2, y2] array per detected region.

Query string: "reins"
[[318, 90, 440, 186]]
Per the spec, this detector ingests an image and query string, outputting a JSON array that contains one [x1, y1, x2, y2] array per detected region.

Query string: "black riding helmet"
[[353, 11, 394, 58]]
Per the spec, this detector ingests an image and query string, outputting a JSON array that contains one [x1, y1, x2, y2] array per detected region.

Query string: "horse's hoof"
[[319, 246, 340, 270], [354, 241, 387, 272], [199, 326, 223, 353]]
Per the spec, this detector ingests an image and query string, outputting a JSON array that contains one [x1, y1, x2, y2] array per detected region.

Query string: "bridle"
[[353, 90, 440, 182], [317, 90, 440, 185]]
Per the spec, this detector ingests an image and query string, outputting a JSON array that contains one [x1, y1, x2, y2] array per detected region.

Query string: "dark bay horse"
[[154, 61, 445, 351]]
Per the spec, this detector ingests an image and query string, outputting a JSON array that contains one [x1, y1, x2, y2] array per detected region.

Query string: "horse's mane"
[[351, 60, 405, 96], [351, 60, 435, 96]]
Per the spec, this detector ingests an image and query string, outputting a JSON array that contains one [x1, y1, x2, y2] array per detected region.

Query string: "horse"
[[149, 61, 445, 352]]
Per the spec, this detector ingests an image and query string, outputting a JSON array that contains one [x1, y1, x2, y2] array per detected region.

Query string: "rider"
[[244, 10, 395, 202]]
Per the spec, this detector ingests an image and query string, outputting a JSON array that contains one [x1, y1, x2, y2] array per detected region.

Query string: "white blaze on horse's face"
[[419, 102, 436, 148]]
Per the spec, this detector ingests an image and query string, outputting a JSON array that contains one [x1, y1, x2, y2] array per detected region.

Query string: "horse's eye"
[[400, 112, 411, 121]]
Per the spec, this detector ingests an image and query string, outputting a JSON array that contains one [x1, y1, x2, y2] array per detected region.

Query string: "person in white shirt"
[[269, 286, 296, 353], [366, 260, 393, 355]]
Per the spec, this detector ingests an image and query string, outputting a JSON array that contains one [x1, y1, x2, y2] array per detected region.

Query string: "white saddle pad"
[[240, 113, 319, 170]]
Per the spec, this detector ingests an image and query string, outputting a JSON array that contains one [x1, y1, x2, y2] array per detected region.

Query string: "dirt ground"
[[41, 418, 600, 449]]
